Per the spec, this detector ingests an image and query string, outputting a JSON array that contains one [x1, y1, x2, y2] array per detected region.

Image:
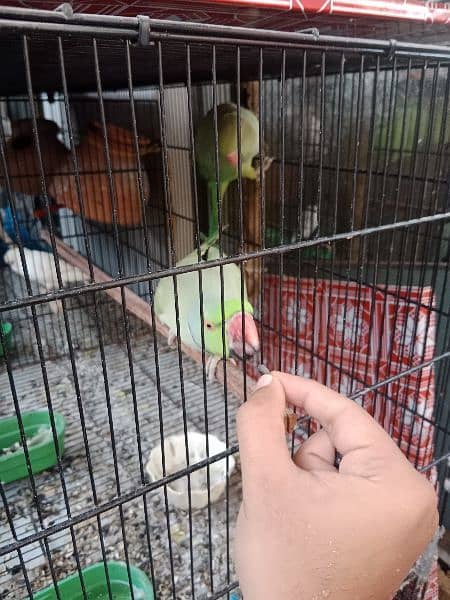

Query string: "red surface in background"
[[2, 0, 450, 25], [248, 274, 439, 599]]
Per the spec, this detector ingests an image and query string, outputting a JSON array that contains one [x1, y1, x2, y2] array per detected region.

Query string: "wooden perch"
[[41, 231, 256, 402], [243, 176, 262, 307], [242, 81, 263, 309]]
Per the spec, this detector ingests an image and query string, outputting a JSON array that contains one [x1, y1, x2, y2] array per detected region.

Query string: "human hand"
[[234, 372, 438, 600]]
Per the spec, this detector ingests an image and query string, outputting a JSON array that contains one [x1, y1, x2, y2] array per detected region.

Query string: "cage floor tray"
[[33, 561, 154, 600], [0, 410, 65, 484]]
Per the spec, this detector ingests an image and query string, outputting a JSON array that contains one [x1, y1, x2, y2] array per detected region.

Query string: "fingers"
[[237, 374, 292, 495], [293, 429, 337, 472], [272, 372, 399, 458]]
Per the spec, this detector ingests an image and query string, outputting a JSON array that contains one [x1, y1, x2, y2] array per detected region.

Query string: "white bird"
[[290, 205, 319, 243], [3, 245, 88, 313]]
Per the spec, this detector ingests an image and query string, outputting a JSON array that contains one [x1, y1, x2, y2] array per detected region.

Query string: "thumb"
[[237, 374, 292, 499]]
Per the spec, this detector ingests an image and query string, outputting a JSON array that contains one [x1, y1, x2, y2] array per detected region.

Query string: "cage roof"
[[0, 5, 449, 96], [1, 0, 450, 29]]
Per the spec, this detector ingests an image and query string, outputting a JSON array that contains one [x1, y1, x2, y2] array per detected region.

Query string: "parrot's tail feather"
[[199, 224, 231, 259], [207, 181, 219, 238], [202, 230, 220, 249], [207, 180, 230, 238]]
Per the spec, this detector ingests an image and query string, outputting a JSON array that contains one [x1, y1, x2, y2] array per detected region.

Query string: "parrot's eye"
[[205, 322, 214, 330]]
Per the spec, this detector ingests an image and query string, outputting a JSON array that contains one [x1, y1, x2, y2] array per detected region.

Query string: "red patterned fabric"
[[424, 563, 439, 600], [2, 0, 450, 24], [249, 275, 438, 599], [210, 0, 450, 23], [197, 0, 450, 23]]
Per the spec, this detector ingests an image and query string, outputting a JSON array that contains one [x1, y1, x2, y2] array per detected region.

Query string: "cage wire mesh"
[[0, 9, 449, 600]]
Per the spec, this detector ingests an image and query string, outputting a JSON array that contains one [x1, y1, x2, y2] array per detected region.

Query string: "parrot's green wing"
[[207, 180, 229, 237], [201, 245, 250, 307], [154, 231, 221, 338], [153, 273, 172, 321]]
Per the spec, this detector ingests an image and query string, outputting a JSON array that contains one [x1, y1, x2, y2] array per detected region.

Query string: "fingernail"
[[254, 373, 272, 391]]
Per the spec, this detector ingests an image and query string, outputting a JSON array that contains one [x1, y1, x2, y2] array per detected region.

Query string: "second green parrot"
[[154, 235, 260, 381], [195, 102, 272, 237]]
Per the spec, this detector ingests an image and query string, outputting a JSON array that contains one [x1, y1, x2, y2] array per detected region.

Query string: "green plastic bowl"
[[0, 410, 65, 484], [33, 561, 154, 600], [0, 321, 12, 358]]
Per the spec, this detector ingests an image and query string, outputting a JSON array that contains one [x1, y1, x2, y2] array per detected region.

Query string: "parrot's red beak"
[[228, 312, 260, 358], [226, 150, 239, 168]]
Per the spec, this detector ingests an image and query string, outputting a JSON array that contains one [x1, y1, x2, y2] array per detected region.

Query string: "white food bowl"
[[146, 432, 235, 510]]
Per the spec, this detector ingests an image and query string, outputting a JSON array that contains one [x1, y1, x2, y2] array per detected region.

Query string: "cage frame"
[[0, 5, 449, 599]]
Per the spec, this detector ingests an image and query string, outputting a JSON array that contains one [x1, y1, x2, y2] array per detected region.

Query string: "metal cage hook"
[[136, 15, 152, 47], [387, 38, 398, 61], [54, 3, 73, 18], [296, 27, 320, 41]]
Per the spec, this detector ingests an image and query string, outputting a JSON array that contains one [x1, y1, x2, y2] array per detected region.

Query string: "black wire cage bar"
[[0, 5, 448, 600]]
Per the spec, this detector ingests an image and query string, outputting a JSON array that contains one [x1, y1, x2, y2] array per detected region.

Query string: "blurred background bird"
[[154, 233, 260, 380], [290, 204, 319, 243], [195, 103, 273, 237], [0, 189, 61, 252], [3, 245, 88, 290], [0, 191, 86, 313], [2, 245, 89, 313]]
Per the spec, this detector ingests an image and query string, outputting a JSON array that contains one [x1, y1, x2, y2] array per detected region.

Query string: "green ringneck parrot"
[[154, 235, 260, 380], [377, 96, 446, 156], [195, 103, 272, 237]]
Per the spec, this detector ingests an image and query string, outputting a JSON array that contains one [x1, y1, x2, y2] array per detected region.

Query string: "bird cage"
[[0, 2, 449, 599]]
